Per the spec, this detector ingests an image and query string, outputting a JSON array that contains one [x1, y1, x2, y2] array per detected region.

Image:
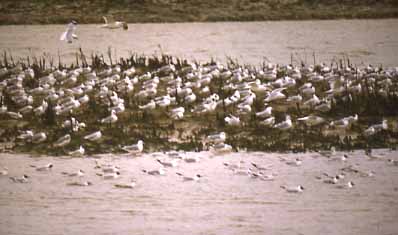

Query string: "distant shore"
[[0, 0, 398, 25]]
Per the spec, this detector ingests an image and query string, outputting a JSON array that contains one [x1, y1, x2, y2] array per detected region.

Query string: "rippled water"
[[0, 19, 398, 66], [1, 150, 398, 235]]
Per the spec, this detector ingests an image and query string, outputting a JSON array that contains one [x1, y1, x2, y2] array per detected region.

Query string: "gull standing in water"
[[100, 16, 128, 30], [60, 20, 78, 43]]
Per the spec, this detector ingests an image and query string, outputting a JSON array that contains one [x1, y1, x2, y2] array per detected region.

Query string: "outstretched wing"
[[60, 31, 67, 41], [106, 15, 115, 24], [102, 16, 108, 24]]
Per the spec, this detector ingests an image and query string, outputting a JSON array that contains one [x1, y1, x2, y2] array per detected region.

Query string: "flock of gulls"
[[1, 147, 397, 193], [0, 47, 397, 154], [0, 19, 397, 195]]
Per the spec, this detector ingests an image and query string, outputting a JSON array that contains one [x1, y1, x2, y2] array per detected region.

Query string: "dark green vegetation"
[[0, 0, 398, 24], [0, 49, 397, 155]]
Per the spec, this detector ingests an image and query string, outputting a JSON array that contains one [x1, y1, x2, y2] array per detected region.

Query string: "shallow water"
[[1, 150, 398, 235], [0, 19, 398, 66]]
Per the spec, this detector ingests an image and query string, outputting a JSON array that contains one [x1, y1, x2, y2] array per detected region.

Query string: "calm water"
[[0, 19, 398, 66], [1, 150, 398, 235]]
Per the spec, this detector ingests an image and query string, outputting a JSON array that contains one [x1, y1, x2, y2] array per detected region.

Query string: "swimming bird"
[[67, 181, 92, 186], [184, 155, 201, 163], [176, 172, 201, 181], [121, 140, 144, 155], [114, 180, 136, 189], [285, 158, 302, 166], [102, 165, 120, 173], [100, 16, 128, 30], [280, 185, 305, 193], [329, 154, 349, 162], [103, 172, 120, 180], [10, 175, 29, 183], [0, 167, 8, 176], [35, 163, 53, 171], [62, 169, 85, 177], [60, 20, 78, 43], [251, 162, 271, 171], [142, 168, 166, 176], [157, 158, 179, 168], [323, 175, 340, 184], [336, 181, 355, 189], [387, 159, 398, 166]]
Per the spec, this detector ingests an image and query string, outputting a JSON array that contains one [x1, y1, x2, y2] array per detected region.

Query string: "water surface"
[[0, 19, 397, 66], [0, 150, 398, 235]]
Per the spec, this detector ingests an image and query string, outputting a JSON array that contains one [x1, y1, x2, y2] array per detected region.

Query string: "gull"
[[69, 145, 85, 157], [103, 172, 120, 180], [34, 163, 53, 172], [264, 88, 286, 102], [60, 20, 78, 43], [274, 115, 293, 130], [336, 181, 355, 189], [297, 115, 325, 127], [184, 155, 200, 163], [224, 114, 240, 126], [318, 146, 336, 158], [84, 131, 102, 142], [387, 159, 398, 166], [157, 158, 179, 168], [260, 116, 275, 127], [139, 100, 156, 110], [101, 16, 128, 30], [7, 111, 23, 119], [223, 160, 244, 170], [211, 143, 233, 154], [207, 132, 226, 144], [285, 158, 302, 166], [67, 181, 92, 186], [0, 167, 8, 176], [280, 185, 304, 193], [114, 180, 137, 189], [176, 172, 201, 182], [286, 94, 302, 104], [121, 140, 144, 154], [255, 107, 272, 118], [365, 150, 383, 160], [363, 120, 388, 136], [323, 175, 340, 184], [251, 162, 271, 171], [31, 132, 47, 143], [328, 154, 348, 162], [142, 168, 166, 176], [170, 107, 185, 120], [62, 169, 85, 177], [102, 165, 120, 173], [10, 175, 29, 183], [101, 110, 118, 124], [53, 134, 71, 147]]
